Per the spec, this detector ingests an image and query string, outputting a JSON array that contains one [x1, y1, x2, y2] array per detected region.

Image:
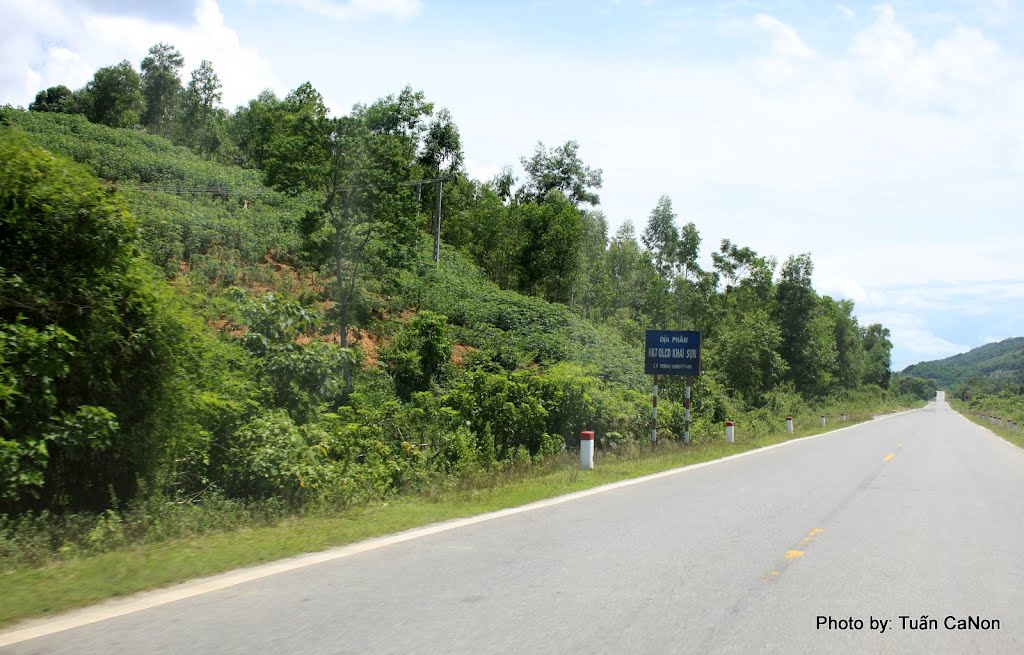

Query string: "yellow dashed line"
[[884, 453, 895, 462], [763, 528, 824, 581]]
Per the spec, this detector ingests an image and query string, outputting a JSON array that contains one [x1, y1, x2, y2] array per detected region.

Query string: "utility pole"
[[432, 179, 443, 264]]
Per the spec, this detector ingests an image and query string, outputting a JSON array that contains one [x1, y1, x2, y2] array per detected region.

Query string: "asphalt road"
[[6, 402, 1024, 654]]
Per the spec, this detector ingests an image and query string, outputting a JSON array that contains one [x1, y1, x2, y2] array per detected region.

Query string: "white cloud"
[[0, 0, 279, 109], [270, 0, 422, 21], [836, 4, 855, 20], [860, 310, 970, 367], [465, 159, 501, 184], [754, 13, 814, 59], [850, 4, 1006, 107], [819, 277, 869, 304]]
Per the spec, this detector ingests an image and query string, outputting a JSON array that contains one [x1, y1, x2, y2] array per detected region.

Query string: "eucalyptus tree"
[[264, 87, 432, 398], [642, 194, 679, 279], [774, 253, 837, 395], [519, 140, 603, 207], [140, 42, 184, 137], [178, 59, 224, 154]]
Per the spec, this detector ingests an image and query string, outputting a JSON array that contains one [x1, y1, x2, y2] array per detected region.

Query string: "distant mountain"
[[901, 337, 1024, 388]]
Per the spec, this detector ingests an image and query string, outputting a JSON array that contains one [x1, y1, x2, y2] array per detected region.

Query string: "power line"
[[129, 176, 451, 197]]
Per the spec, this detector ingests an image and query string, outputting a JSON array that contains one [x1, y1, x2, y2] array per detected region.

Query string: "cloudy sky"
[[2, 0, 1022, 370]]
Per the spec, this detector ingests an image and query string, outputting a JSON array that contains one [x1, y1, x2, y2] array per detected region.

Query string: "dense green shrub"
[[0, 131, 187, 510], [380, 311, 452, 399]]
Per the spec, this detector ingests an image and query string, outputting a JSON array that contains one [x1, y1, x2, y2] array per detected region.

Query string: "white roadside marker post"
[[820, 415, 826, 428], [725, 420, 735, 444], [580, 431, 594, 469], [786, 416, 794, 434], [841, 413, 847, 422]]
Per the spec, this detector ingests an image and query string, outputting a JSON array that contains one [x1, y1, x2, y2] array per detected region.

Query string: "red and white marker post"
[[725, 420, 735, 444], [580, 431, 595, 470], [786, 416, 794, 434]]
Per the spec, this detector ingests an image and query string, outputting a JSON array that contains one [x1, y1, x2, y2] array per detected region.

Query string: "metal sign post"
[[644, 330, 701, 445], [651, 374, 659, 444], [684, 377, 692, 445]]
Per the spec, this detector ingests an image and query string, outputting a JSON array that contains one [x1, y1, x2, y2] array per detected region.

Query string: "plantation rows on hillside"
[[3, 56, 908, 537]]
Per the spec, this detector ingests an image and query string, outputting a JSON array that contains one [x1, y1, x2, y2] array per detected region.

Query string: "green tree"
[[676, 221, 701, 281], [711, 308, 787, 402], [774, 253, 835, 395], [418, 107, 464, 176], [178, 59, 224, 155], [712, 239, 761, 293], [28, 85, 72, 113], [140, 42, 184, 137], [380, 311, 452, 400], [642, 194, 679, 278], [520, 140, 603, 207], [820, 297, 865, 390], [355, 85, 433, 145], [263, 83, 330, 194], [862, 323, 893, 388], [81, 60, 144, 128], [891, 375, 937, 400], [572, 209, 611, 315], [272, 87, 451, 397], [515, 191, 585, 303], [228, 90, 282, 169]]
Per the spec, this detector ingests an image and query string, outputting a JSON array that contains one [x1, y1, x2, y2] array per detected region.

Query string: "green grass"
[[0, 406, 916, 629], [953, 403, 1024, 450]]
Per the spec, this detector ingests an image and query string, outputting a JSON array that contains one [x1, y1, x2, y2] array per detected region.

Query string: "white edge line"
[[0, 407, 920, 647]]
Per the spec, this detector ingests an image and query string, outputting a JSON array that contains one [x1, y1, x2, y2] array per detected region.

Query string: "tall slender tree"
[[140, 43, 184, 137]]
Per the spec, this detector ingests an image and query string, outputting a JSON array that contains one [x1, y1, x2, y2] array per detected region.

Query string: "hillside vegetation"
[[1, 44, 909, 570], [901, 337, 1024, 389], [903, 338, 1024, 426]]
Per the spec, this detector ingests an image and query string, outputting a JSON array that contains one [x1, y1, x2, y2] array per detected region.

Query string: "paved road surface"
[[6, 402, 1024, 654]]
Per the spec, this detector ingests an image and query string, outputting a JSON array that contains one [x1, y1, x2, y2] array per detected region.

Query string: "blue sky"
[[2, 0, 1022, 371]]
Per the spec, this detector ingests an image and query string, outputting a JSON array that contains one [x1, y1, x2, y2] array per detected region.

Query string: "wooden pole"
[[432, 179, 443, 264]]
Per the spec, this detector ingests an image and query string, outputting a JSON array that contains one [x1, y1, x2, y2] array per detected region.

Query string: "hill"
[[1, 103, 902, 522], [901, 338, 1024, 388]]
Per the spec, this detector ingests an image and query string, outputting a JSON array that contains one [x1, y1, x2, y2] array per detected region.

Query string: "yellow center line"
[[763, 528, 825, 581], [884, 453, 895, 462]]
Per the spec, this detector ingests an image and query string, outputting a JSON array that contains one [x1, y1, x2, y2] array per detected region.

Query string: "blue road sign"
[[645, 330, 701, 376]]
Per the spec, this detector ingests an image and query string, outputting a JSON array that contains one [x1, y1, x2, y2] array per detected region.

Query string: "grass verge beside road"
[[0, 405, 918, 629], [952, 402, 1024, 450]]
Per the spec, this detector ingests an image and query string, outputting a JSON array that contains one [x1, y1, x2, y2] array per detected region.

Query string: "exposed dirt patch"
[[451, 344, 477, 366], [294, 329, 384, 369]]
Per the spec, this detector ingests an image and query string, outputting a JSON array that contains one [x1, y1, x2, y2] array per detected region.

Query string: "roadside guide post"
[[725, 420, 735, 443], [786, 416, 794, 434], [644, 330, 701, 446], [580, 431, 594, 470]]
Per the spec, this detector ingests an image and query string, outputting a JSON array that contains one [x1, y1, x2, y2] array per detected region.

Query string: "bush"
[[0, 131, 189, 510], [216, 410, 325, 502]]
